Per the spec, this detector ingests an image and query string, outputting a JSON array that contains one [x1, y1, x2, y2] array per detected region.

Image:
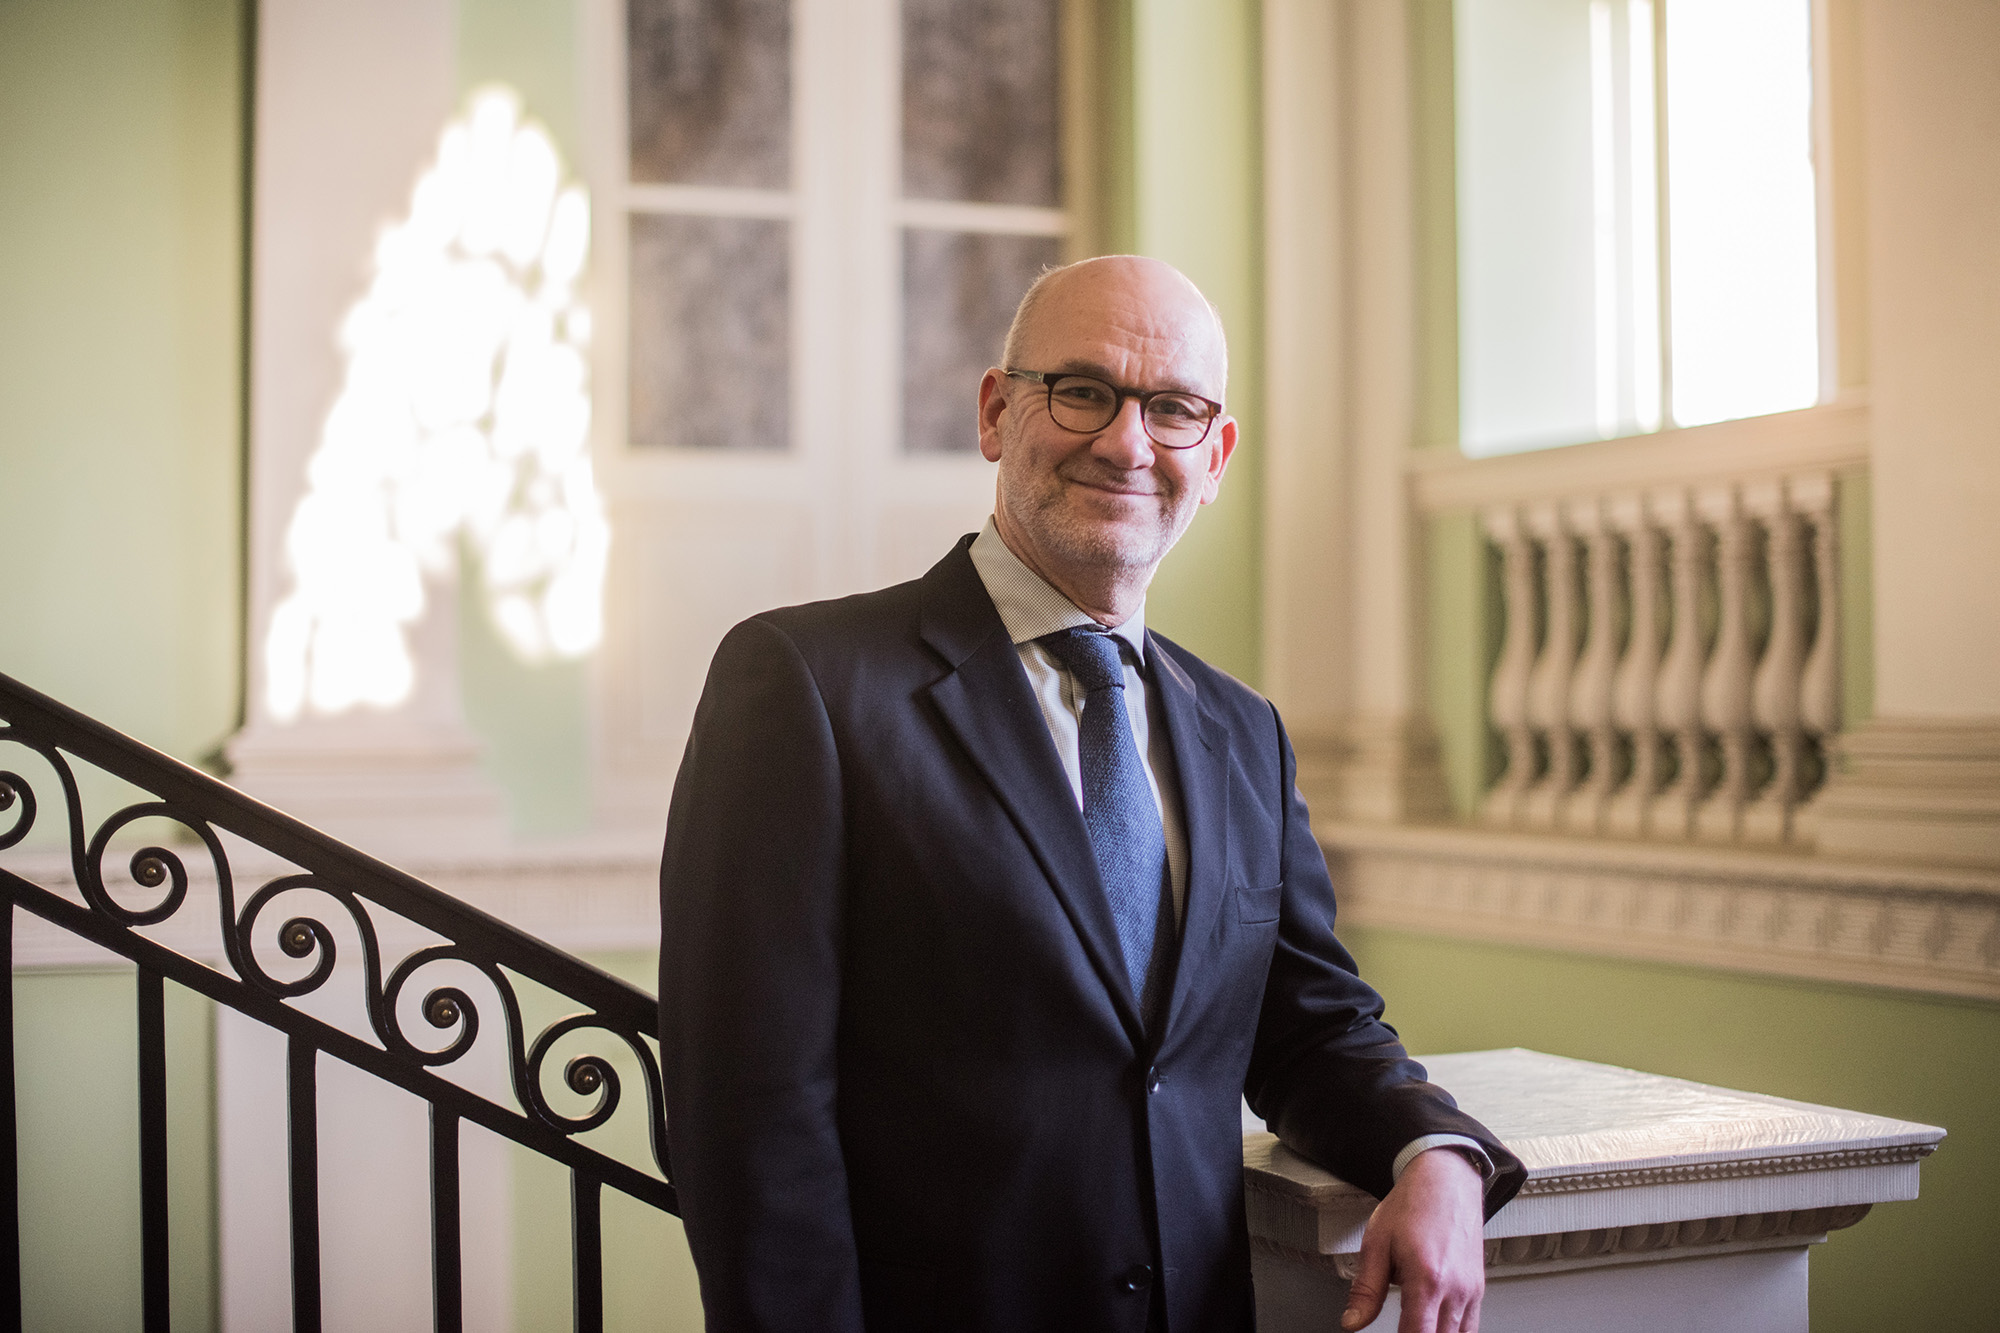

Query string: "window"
[[593, 0, 1085, 812], [620, 0, 1069, 456], [900, 0, 1066, 453], [625, 0, 792, 451], [1455, 0, 1825, 457]]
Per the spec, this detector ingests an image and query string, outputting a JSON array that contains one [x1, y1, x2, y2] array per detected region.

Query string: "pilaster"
[[1814, 0, 2000, 868], [1260, 0, 1450, 824], [224, 0, 507, 858]]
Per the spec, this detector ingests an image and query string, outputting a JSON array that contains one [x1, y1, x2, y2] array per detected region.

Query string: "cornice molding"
[[1320, 821, 2000, 1002]]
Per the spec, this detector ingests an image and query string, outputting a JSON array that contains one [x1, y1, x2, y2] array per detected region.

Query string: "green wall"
[[1351, 927, 2000, 1333], [1129, 0, 1266, 687], [15, 968, 218, 1332], [0, 0, 248, 843]]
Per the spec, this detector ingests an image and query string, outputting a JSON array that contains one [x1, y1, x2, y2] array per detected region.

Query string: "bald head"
[[1001, 256, 1230, 402], [976, 253, 1240, 625]]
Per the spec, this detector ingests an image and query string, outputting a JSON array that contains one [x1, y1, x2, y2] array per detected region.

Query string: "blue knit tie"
[[1040, 627, 1172, 1021]]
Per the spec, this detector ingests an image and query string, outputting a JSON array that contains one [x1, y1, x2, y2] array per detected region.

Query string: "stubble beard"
[[1005, 454, 1199, 580]]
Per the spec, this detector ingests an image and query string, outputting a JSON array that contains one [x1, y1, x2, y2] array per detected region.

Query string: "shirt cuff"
[[1392, 1134, 1496, 1192]]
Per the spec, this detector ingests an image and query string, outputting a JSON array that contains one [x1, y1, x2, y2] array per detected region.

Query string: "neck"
[[992, 512, 1151, 628]]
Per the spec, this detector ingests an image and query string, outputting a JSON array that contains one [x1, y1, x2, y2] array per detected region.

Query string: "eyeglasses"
[[1004, 370, 1223, 450]]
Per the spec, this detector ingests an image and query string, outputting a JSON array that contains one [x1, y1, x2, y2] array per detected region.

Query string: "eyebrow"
[[1045, 360, 1209, 398]]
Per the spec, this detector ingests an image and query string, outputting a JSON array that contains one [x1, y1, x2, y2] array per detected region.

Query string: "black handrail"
[[0, 669, 675, 1333]]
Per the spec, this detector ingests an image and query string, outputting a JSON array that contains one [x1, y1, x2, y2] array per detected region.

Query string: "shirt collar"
[[968, 517, 1148, 666]]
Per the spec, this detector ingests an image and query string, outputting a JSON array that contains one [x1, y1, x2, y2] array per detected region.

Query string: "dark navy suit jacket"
[[659, 537, 1523, 1332]]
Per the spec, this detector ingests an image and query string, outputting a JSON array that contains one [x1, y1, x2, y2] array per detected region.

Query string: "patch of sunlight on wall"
[[265, 86, 607, 724]]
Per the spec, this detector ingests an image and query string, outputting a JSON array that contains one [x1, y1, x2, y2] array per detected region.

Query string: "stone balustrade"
[[1479, 470, 1840, 848]]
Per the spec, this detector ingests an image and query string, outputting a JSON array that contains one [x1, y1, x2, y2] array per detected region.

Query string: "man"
[[659, 256, 1523, 1332]]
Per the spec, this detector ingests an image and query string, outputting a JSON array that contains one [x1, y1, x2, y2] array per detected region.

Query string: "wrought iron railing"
[[0, 670, 675, 1333]]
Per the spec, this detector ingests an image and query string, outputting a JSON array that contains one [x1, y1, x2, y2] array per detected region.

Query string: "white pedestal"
[[1246, 1049, 1944, 1333]]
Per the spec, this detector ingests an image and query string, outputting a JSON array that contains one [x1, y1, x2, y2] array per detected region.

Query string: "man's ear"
[[977, 369, 1008, 462], [1198, 416, 1238, 505]]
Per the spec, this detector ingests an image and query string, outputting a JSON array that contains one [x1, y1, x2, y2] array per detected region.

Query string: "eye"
[[1147, 394, 1207, 422], [1051, 377, 1115, 408]]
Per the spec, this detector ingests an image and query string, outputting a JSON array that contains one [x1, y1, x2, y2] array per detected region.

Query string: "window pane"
[[1457, 0, 1612, 456], [902, 229, 1059, 453], [628, 0, 790, 188], [902, 0, 1060, 205], [1665, 0, 1818, 427], [629, 215, 789, 450]]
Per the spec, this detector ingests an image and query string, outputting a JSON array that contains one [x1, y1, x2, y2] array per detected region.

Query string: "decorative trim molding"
[[1252, 1204, 1871, 1279], [1520, 1145, 1938, 1196], [1408, 398, 1870, 515], [1321, 821, 2000, 1002]]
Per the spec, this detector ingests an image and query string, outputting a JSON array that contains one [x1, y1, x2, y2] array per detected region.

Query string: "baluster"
[[137, 968, 170, 1333], [1482, 507, 1539, 826], [1794, 473, 1840, 842], [1564, 497, 1624, 833], [289, 1036, 322, 1333], [1523, 503, 1581, 828], [1697, 485, 1757, 840], [1, 901, 18, 1333], [1746, 479, 1808, 843], [431, 1107, 463, 1333], [573, 1171, 604, 1333], [1651, 489, 1708, 838], [1608, 495, 1665, 837]]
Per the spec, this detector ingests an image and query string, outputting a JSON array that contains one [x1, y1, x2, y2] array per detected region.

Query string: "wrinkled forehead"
[[1016, 260, 1228, 398]]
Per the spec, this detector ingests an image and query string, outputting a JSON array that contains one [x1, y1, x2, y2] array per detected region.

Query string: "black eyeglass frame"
[[1003, 369, 1224, 450]]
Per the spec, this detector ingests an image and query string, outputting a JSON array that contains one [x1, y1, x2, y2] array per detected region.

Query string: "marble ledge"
[[1244, 1049, 1943, 1276], [1318, 819, 2000, 1002]]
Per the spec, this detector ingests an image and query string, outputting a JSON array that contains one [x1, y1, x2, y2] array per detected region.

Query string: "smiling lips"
[[1058, 461, 1166, 501]]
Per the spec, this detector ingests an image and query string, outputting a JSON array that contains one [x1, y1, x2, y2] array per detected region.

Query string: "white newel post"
[[225, 0, 508, 860], [1248, 1050, 1943, 1333]]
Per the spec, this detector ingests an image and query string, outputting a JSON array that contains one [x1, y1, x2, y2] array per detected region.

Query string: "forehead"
[[1014, 262, 1226, 396]]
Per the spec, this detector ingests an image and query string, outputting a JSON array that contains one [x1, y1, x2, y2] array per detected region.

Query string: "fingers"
[[1394, 1281, 1475, 1333], [1341, 1228, 1392, 1331]]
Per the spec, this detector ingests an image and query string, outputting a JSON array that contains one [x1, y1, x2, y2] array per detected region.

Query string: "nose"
[[1091, 395, 1157, 468]]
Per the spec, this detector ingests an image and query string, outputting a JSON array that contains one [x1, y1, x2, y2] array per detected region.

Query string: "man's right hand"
[[1338, 1146, 1488, 1333]]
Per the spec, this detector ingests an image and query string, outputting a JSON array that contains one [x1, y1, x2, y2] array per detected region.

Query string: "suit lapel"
[[919, 542, 1146, 1040], [1148, 635, 1232, 1039]]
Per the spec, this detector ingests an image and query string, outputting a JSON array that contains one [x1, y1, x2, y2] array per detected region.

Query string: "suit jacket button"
[[1146, 1066, 1162, 1095], [1119, 1263, 1153, 1293]]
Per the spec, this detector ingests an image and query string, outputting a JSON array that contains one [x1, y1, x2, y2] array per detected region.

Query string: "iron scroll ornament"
[[0, 674, 674, 1206]]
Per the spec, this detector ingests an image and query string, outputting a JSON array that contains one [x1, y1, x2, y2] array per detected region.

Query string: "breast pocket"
[[1236, 883, 1282, 923]]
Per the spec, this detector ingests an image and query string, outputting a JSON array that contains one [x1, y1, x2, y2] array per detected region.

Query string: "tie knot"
[[1040, 627, 1127, 694]]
